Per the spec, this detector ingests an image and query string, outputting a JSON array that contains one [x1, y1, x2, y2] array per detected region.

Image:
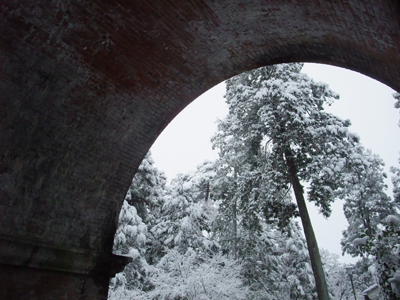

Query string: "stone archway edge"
[[0, 238, 131, 276]]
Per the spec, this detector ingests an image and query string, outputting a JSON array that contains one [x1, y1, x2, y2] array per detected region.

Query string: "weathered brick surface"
[[0, 0, 399, 298], [0, 264, 110, 300]]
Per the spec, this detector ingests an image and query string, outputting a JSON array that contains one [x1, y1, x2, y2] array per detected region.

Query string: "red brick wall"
[[1, 0, 399, 298]]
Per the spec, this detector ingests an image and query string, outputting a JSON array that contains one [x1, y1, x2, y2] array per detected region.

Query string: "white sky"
[[150, 63, 400, 263]]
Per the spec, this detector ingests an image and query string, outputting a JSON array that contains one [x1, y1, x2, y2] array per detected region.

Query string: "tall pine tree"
[[213, 63, 362, 300]]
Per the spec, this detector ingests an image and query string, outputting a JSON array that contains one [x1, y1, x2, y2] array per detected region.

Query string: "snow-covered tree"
[[392, 92, 400, 205], [366, 215, 400, 299], [125, 151, 167, 225], [210, 155, 300, 297], [213, 63, 362, 300], [320, 250, 374, 300], [144, 248, 248, 300], [110, 200, 149, 295], [185, 160, 216, 203], [108, 272, 149, 300], [349, 212, 400, 299], [232, 220, 316, 300], [340, 147, 396, 257], [343, 91, 400, 299], [109, 152, 167, 298], [151, 163, 218, 256], [338, 145, 400, 298], [240, 225, 283, 299], [211, 96, 297, 259], [277, 221, 317, 300], [113, 201, 147, 256], [211, 162, 315, 298], [320, 249, 351, 300], [391, 159, 400, 207], [233, 220, 316, 300]]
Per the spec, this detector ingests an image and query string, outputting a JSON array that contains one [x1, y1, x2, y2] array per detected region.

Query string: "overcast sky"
[[150, 63, 400, 263]]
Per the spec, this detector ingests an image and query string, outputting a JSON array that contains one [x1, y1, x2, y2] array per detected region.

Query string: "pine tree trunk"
[[233, 197, 237, 259], [205, 182, 210, 202], [284, 149, 330, 300], [233, 168, 238, 259]]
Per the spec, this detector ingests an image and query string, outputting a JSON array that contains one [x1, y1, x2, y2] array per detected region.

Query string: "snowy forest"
[[108, 63, 400, 300]]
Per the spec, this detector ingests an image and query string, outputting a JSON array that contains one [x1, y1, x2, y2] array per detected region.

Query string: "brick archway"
[[1, 1, 399, 298]]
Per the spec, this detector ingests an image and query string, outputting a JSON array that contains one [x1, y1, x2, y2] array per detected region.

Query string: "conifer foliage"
[[151, 165, 218, 255], [213, 63, 362, 300], [344, 91, 400, 299], [340, 147, 396, 257], [109, 152, 167, 297]]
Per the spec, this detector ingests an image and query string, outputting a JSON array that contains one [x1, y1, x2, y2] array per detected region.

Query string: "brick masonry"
[[0, 264, 110, 300], [1, 0, 399, 298]]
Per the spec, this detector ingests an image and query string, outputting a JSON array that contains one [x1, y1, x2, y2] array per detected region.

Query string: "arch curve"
[[1, 0, 399, 298]]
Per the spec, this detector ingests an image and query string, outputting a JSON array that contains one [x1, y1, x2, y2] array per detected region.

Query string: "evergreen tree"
[[151, 164, 218, 256], [210, 162, 241, 258], [211, 100, 297, 259], [109, 152, 167, 298], [319, 249, 351, 300], [125, 151, 167, 224], [390, 159, 400, 207], [360, 215, 400, 299], [110, 200, 149, 294], [275, 221, 317, 299], [320, 250, 374, 300], [185, 160, 216, 204], [339, 146, 400, 298], [391, 92, 400, 206], [340, 147, 396, 257], [241, 223, 283, 299], [210, 151, 315, 298], [210, 153, 300, 297], [213, 63, 362, 300]]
